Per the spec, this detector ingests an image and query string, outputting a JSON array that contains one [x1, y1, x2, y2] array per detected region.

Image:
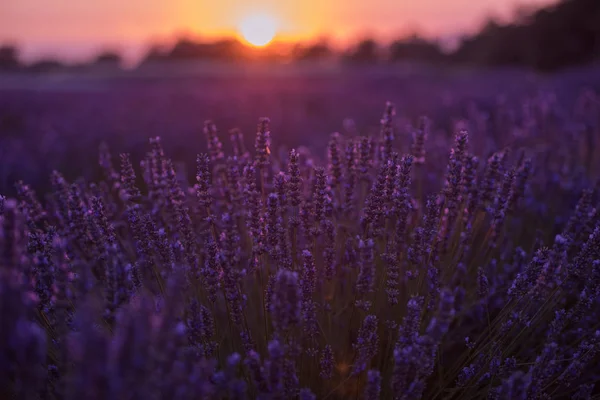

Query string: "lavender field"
[[2, 64, 600, 399], [2, 64, 600, 195]]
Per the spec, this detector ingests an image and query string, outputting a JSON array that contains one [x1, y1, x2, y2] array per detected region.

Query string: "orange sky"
[[0, 0, 554, 62]]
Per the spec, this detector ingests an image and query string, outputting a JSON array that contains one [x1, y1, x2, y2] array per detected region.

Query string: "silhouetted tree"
[[0, 45, 20, 71], [139, 0, 600, 72], [166, 38, 248, 62], [27, 59, 65, 74], [344, 39, 379, 64], [293, 41, 333, 62], [95, 51, 122, 68], [389, 36, 444, 63], [453, 0, 600, 71]]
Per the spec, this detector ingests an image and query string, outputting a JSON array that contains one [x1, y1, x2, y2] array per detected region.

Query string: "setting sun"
[[238, 13, 278, 47]]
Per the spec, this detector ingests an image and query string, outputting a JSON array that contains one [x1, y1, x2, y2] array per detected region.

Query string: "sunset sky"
[[0, 0, 554, 63]]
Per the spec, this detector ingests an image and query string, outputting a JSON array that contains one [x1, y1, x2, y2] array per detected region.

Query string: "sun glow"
[[238, 13, 278, 47]]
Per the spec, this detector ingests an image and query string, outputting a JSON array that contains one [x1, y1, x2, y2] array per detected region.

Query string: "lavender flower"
[[321, 220, 337, 280], [358, 136, 372, 182], [1, 280, 48, 398], [300, 250, 316, 300], [312, 167, 327, 224], [477, 267, 489, 299], [283, 357, 299, 398], [343, 140, 358, 214], [288, 149, 302, 208], [365, 369, 382, 400], [265, 340, 284, 396], [392, 155, 413, 249], [119, 153, 141, 202], [299, 251, 318, 339], [273, 172, 288, 211], [15, 181, 46, 229], [426, 264, 440, 311], [245, 351, 269, 396], [220, 214, 245, 326], [353, 315, 379, 374], [356, 238, 375, 306], [462, 154, 479, 222], [196, 154, 212, 210], [269, 270, 301, 336], [266, 193, 282, 261], [572, 383, 594, 400], [508, 248, 550, 299], [423, 289, 455, 358], [255, 118, 271, 169], [509, 158, 532, 212], [90, 196, 116, 247], [203, 120, 225, 162], [491, 168, 516, 241], [299, 388, 316, 400], [456, 363, 477, 387], [186, 299, 216, 358], [496, 371, 531, 400], [380, 101, 396, 163], [412, 116, 429, 164], [443, 130, 469, 205], [319, 345, 334, 380], [328, 132, 343, 188], [229, 128, 247, 159]]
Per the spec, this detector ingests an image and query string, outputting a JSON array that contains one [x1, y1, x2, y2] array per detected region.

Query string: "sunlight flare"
[[238, 12, 278, 47]]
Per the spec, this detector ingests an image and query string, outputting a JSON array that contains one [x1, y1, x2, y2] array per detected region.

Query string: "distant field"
[[1, 64, 600, 195]]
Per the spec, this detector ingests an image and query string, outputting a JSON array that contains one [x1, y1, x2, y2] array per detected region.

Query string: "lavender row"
[[1, 97, 600, 399]]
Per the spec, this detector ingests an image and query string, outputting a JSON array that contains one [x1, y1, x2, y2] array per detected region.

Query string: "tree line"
[[1, 0, 599, 73]]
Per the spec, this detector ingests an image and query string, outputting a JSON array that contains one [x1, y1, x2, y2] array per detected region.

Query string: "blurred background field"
[[1, 62, 600, 196]]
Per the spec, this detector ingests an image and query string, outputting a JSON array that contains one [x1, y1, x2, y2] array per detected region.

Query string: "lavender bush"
[[1, 93, 600, 399]]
